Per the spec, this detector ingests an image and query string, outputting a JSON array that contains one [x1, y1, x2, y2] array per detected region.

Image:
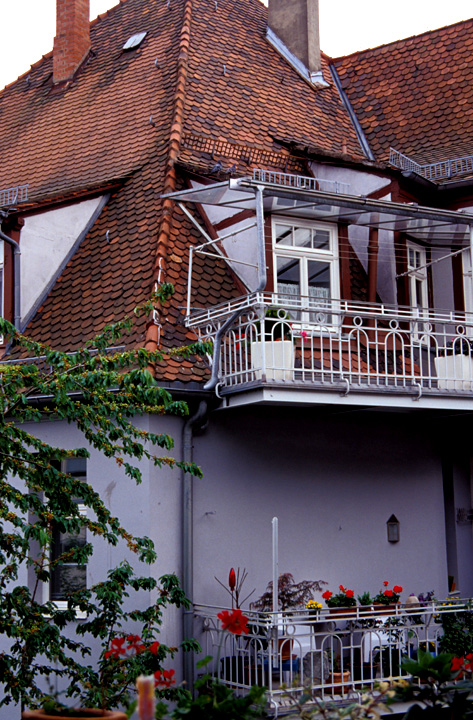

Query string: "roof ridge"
[[330, 15, 473, 62], [145, 0, 194, 361]]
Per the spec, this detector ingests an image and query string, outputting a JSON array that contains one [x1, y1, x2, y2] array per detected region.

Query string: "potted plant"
[[326, 652, 351, 694], [251, 573, 326, 662], [373, 581, 403, 614], [322, 585, 357, 616], [435, 336, 473, 391], [357, 591, 374, 614], [306, 599, 323, 622], [251, 308, 293, 381]]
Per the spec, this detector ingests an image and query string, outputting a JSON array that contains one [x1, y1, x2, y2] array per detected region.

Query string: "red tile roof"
[[333, 19, 473, 165]]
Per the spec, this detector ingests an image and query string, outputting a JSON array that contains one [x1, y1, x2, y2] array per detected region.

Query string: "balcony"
[[194, 600, 467, 715], [188, 293, 473, 408]]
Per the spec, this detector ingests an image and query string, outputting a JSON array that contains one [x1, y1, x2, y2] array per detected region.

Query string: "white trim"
[[266, 27, 329, 88]]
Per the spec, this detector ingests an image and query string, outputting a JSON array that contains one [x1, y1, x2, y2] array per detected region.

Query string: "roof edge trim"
[[329, 64, 375, 162]]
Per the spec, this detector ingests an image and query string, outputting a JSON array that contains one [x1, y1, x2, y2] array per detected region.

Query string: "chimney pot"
[[53, 0, 91, 84]]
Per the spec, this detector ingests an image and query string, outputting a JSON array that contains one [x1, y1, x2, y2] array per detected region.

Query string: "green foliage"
[[395, 650, 473, 718], [0, 295, 208, 709], [439, 607, 473, 656], [170, 657, 266, 720]]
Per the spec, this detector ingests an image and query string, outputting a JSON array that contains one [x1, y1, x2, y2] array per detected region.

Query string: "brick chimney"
[[53, 0, 91, 84], [267, 0, 327, 86]]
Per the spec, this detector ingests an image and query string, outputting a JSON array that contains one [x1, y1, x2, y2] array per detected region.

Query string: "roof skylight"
[[123, 32, 147, 51]]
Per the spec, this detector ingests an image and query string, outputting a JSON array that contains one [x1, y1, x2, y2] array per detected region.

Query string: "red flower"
[[384, 589, 393, 598], [345, 589, 354, 598], [465, 653, 473, 672], [149, 641, 160, 655], [393, 585, 403, 593], [384, 581, 389, 586], [452, 656, 464, 673], [154, 669, 176, 688], [104, 637, 127, 659], [127, 634, 145, 654], [322, 590, 333, 600], [217, 608, 249, 635], [229, 568, 236, 592], [339, 585, 346, 592]]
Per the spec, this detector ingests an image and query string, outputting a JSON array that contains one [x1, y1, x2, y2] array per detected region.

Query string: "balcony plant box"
[[328, 670, 351, 694], [435, 353, 473, 391], [251, 308, 293, 381]]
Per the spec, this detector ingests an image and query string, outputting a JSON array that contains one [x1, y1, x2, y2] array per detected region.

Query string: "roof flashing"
[[123, 32, 147, 51], [266, 26, 329, 88]]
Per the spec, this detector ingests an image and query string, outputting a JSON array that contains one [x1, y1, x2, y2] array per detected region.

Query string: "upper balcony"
[[164, 169, 473, 408], [188, 292, 473, 409]]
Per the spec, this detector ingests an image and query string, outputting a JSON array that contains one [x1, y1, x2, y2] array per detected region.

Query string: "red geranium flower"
[[127, 634, 145, 654], [149, 641, 160, 655], [229, 568, 236, 592], [104, 637, 127, 659], [217, 608, 249, 635], [465, 653, 473, 671], [452, 656, 464, 673], [393, 585, 403, 593], [339, 585, 346, 592], [384, 581, 389, 586], [384, 589, 393, 598], [322, 590, 333, 600], [154, 669, 176, 688], [345, 589, 354, 598]]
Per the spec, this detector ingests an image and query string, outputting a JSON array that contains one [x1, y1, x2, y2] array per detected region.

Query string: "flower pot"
[[251, 340, 293, 381], [373, 602, 400, 616], [328, 670, 351, 693], [328, 606, 357, 619], [23, 710, 127, 720], [435, 355, 473, 391]]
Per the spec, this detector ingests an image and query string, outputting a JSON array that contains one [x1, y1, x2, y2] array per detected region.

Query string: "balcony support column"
[[367, 221, 379, 342]]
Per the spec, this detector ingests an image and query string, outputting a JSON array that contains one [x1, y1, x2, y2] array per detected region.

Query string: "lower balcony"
[[193, 601, 467, 716], [188, 293, 473, 406]]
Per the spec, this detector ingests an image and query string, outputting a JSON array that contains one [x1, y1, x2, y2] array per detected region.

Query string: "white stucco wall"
[[20, 197, 104, 321]]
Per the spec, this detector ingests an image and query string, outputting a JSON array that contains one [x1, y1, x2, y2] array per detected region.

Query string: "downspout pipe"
[[182, 399, 209, 691], [204, 185, 267, 391], [0, 225, 21, 330]]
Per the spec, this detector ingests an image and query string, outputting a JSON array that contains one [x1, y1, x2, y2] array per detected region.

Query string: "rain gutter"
[[182, 400, 209, 691]]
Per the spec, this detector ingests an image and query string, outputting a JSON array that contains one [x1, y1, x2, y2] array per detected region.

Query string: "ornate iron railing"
[[194, 600, 469, 714], [188, 293, 473, 397]]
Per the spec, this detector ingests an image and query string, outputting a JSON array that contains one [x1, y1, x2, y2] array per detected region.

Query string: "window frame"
[[271, 217, 340, 329]]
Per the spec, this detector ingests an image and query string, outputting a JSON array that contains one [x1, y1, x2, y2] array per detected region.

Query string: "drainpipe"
[[182, 400, 209, 691], [204, 185, 267, 391], [0, 224, 21, 330]]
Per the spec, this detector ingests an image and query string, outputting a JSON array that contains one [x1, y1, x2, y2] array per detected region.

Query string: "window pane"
[[50, 564, 86, 600], [311, 229, 330, 251], [275, 224, 292, 246], [307, 260, 331, 323], [293, 227, 311, 248], [277, 255, 300, 319], [65, 457, 87, 477]]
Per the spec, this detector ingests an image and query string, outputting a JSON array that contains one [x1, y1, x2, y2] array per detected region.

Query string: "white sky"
[[1, 0, 472, 89]]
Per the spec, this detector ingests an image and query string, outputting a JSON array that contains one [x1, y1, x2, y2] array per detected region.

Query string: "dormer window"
[[272, 219, 339, 324]]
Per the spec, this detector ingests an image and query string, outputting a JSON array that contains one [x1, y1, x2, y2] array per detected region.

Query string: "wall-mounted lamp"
[[387, 514, 400, 543]]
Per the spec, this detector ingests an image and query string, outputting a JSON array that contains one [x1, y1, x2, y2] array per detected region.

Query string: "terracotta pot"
[[278, 636, 294, 661], [328, 606, 357, 619], [328, 670, 351, 693], [373, 602, 400, 616], [23, 710, 127, 720]]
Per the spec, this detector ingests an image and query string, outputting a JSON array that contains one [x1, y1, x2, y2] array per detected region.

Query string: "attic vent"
[[123, 32, 147, 51]]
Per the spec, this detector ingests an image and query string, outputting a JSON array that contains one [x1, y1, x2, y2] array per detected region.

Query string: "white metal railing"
[[194, 601, 470, 713], [389, 148, 473, 181], [252, 169, 351, 195], [188, 293, 473, 396]]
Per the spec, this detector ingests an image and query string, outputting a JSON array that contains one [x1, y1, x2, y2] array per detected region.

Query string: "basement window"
[[123, 32, 147, 51]]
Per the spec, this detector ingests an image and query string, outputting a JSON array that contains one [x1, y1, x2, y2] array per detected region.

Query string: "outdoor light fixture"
[[387, 514, 400, 543]]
